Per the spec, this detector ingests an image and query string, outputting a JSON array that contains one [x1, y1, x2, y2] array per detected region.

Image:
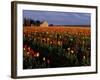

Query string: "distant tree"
[[35, 20, 41, 26], [49, 24, 53, 26], [23, 18, 27, 26], [30, 19, 35, 26], [23, 18, 31, 26]]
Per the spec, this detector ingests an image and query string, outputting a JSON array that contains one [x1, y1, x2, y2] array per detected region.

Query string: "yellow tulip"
[[43, 57, 46, 61], [67, 48, 70, 51], [71, 50, 74, 54]]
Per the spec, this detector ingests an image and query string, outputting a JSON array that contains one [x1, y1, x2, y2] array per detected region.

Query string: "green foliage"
[[23, 32, 91, 69]]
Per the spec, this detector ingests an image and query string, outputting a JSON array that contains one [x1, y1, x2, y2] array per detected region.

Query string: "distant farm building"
[[40, 21, 48, 27]]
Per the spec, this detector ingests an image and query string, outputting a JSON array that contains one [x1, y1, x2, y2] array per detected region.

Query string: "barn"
[[40, 21, 48, 27]]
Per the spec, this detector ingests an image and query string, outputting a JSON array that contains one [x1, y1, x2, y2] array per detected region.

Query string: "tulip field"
[[23, 26, 91, 69]]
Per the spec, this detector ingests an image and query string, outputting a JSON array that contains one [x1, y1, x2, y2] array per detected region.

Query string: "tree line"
[[23, 18, 54, 26], [23, 18, 41, 26]]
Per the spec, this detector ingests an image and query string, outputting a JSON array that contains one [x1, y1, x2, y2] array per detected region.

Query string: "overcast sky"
[[23, 10, 91, 25]]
